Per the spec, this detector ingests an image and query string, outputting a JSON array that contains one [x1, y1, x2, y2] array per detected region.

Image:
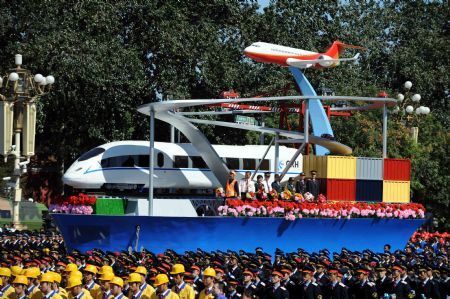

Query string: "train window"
[[258, 159, 270, 171], [174, 156, 188, 168], [157, 152, 164, 167], [78, 147, 105, 161], [101, 155, 135, 168], [226, 158, 240, 170], [243, 158, 256, 170], [122, 156, 135, 167], [137, 155, 149, 167], [192, 156, 208, 169]]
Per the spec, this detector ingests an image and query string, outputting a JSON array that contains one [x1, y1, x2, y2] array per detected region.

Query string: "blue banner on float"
[[52, 214, 424, 254]]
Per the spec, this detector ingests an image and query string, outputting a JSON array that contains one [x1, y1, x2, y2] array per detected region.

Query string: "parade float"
[[51, 41, 426, 253]]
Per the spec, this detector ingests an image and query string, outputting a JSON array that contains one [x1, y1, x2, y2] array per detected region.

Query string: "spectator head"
[[256, 175, 263, 182], [384, 244, 391, 252], [244, 171, 251, 178], [213, 281, 224, 295], [264, 172, 271, 179], [288, 177, 294, 183], [310, 170, 317, 177], [229, 170, 236, 178], [274, 174, 280, 181], [300, 172, 306, 178]]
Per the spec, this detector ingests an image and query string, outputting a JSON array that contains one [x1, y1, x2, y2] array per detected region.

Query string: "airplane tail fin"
[[326, 41, 366, 59]]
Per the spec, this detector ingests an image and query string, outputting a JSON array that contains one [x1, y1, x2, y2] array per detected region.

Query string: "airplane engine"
[[318, 55, 334, 67]]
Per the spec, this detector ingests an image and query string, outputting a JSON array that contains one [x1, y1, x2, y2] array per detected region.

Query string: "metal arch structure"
[[138, 94, 397, 215]]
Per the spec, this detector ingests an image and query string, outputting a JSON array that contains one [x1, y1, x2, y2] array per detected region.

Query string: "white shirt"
[[263, 180, 272, 192], [239, 178, 255, 193]]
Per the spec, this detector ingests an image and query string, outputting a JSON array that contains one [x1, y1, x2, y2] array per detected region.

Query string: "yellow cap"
[[66, 277, 82, 289], [99, 266, 113, 275], [99, 272, 114, 281], [10, 266, 23, 277], [65, 264, 78, 272], [0, 267, 11, 277], [40, 273, 54, 284], [109, 277, 124, 288], [84, 265, 98, 275], [202, 268, 216, 277], [153, 274, 169, 287], [69, 271, 83, 281], [52, 272, 62, 284], [12, 275, 28, 285], [127, 273, 141, 284], [43, 248, 50, 255], [170, 264, 185, 275], [24, 267, 41, 279], [134, 266, 147, 276]]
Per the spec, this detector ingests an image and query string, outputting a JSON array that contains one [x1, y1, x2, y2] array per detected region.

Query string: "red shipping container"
[[384, 159, 411, 181], [322, 179, 356, 201]]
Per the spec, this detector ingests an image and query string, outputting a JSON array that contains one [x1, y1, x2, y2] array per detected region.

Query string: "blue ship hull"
[[52, 214, 424, 253]]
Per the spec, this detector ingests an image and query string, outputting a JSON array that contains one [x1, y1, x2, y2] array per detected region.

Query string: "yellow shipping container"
[[302, 155, 356, 179], [383, 180, 410, 203]]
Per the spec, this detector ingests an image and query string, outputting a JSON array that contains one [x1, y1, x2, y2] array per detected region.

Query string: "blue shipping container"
[[356, 180, 383, 202]]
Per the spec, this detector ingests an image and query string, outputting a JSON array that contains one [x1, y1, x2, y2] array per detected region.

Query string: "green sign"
[[235, 115, 258, 126]]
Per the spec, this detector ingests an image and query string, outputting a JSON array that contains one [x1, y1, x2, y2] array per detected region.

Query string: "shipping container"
[[382, 180, 410, 203], [356, 180, 383, 202], [356, 157, 383, 180], [303, 155, 356, 179], [322, 179, 356, 201], [384, 159, 411, 181]]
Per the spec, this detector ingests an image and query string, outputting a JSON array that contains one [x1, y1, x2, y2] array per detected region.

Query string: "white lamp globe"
[[397, 93, 404, 101], [422, 107, 430, 115], [405, 105, 414, 114], [415, 107, 422, 115], [39, 77, 47, 86], [404, 81, 413, 89], [412, 94, 421, 102], [392, 106, 400, 114], [9, 72, 19, 81], [46, 75, 55, 85], [34, 74, 44, 83]]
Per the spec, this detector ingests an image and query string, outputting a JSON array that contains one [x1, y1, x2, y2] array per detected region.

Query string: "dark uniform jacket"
[[330, 282, 348, 299], [299, 281, 321, 299], [352, 281, 377, 299], [283, 279, 298, 299], [376, 277, 393, 297], [418, 279, 441, 299], [228, 266, 243, 281], [295, 180, 306, 194], [263, 284, 289, 299], [306, 179, 320, 198], [392, 279, 412, 299]]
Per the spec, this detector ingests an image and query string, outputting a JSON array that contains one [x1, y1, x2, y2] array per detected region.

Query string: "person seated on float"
[[170, 264, 194, 299], [239, 171, 255, 200], [12, 275, 28, 299], [225, 170, 239, 199], [150, 274, 179, 299]]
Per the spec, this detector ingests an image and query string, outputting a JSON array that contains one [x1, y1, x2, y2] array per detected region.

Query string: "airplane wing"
[[286, 53, 360, 68]]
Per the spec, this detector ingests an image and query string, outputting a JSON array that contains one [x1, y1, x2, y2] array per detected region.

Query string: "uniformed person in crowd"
[[127, 273, 148, 299], [199, 268, 216, 299], [227, 255, 243, 281], [314, 263, 330, 299], [390, 265, 412, 299], [295, 173, 307, 195], [212, 282, 226, 299], [227, 279, 241, 299], [83, 265, 101, 299], [329, 269, 347, 299], [98, 271, 115, 299], [191, 266, 204, 293], [133, 267, 154, 299], [0, 268, 14, 299], [306, 171, 320, 199], [12, 275, 28, 299], [51, 272, 68, 299], [280, 267, 297, 299], [40, 272, 63, 299], [170, 264, 195, 299], [352, 268, 377, 299], [66, 277, 93, 299], [242, 270, 256, 293], [109, 277, 125, 299], [151, 274, 179, 299], [375, 266, 392, 297], [300, 266, 321, 299], [25, 267, 43, 299], [263, 271, 289, 299], [417, 267, 441, 299]]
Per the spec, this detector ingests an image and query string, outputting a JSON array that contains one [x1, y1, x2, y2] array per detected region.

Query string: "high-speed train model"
[[62, 141, 303, 191]]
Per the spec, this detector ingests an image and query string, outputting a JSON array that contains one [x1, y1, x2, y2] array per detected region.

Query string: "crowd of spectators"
[[0, 226, 448, 299]]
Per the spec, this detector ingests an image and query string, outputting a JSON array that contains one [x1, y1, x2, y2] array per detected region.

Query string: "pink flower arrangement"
[[49, 204, 94, 215], [218, 199, 426, 221]]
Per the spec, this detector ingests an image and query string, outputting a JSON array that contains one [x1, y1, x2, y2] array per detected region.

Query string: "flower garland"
[[49, 193, 97, 215], [218, 199, 426, 220]]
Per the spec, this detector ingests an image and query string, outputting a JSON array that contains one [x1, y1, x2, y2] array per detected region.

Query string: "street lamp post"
[[392, 81, 430, 143], [0, 54, 54, 229]]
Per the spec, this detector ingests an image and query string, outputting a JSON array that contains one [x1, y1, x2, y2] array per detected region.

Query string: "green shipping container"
[[95, 198, 126, 215]]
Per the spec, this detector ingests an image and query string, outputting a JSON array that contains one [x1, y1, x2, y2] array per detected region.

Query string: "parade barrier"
[[52, 213, 424, 254]]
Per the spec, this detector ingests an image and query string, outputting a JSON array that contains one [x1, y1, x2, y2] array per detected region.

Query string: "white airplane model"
[[244, 41, 365, 69]]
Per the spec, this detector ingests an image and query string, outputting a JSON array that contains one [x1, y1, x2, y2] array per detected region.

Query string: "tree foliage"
[[0, 0, 448, 227]]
